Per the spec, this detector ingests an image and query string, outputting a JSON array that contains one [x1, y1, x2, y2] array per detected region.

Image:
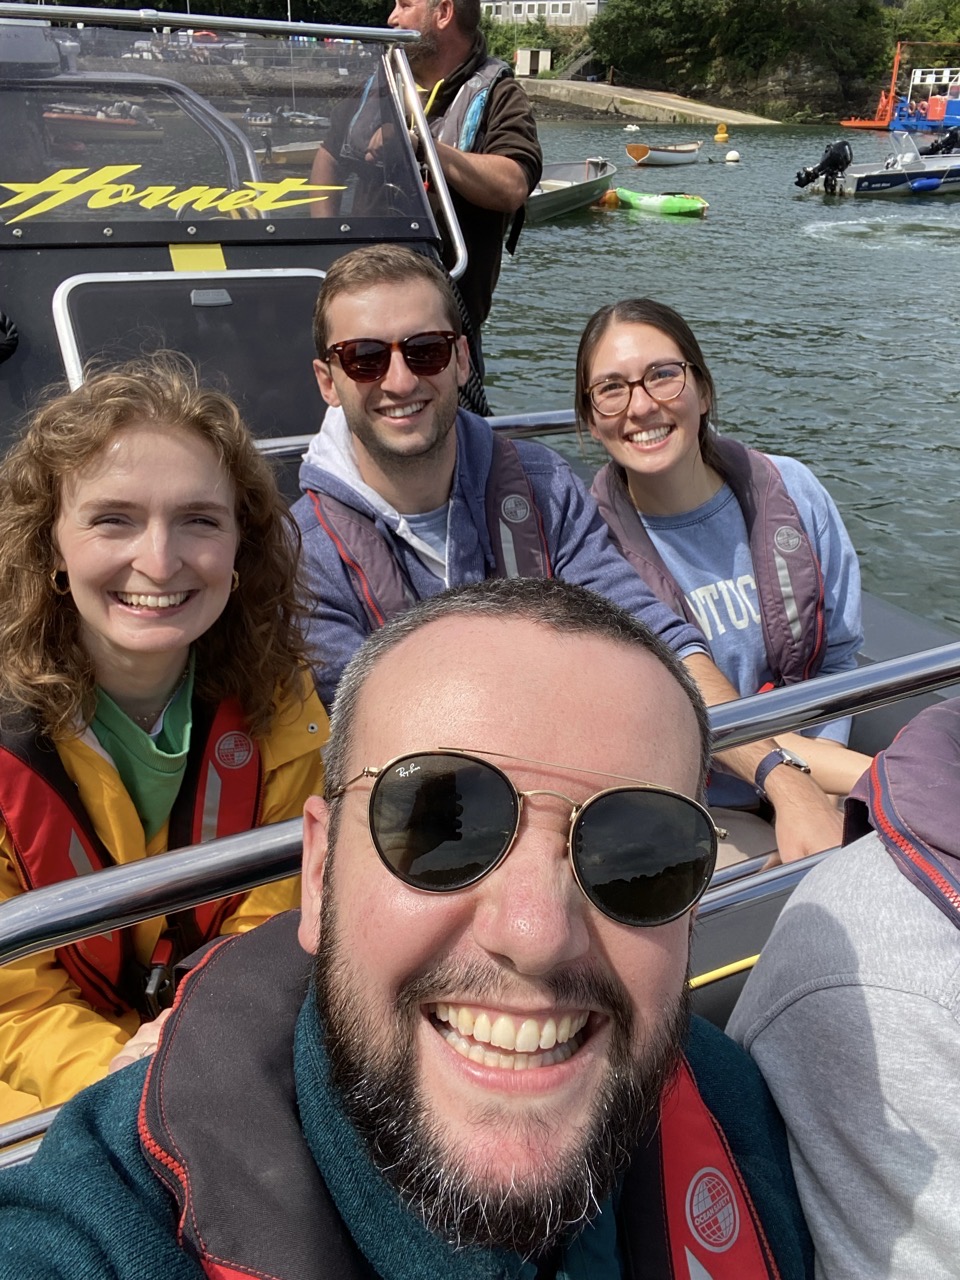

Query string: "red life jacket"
[[0, 698, 263, 1017], [591, 437, 826, 687], [308, 432, 552, 629], [140, 913, 787, 1280]]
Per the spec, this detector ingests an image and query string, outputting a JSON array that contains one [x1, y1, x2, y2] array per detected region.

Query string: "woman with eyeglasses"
[[576, 299, 869, 860], [0, 356, 328, 1121]]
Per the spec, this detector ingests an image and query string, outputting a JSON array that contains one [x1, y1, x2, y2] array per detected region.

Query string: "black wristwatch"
[[754, 747, 811, 799]]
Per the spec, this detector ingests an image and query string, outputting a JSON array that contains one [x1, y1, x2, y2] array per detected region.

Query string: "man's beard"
[[346, 381, 458, 473], [313, 863, 690, 1260], [406, 27, 441, 78]]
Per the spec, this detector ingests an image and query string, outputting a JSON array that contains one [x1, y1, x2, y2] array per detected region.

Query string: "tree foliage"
[[591, 0, 887, 96], [891, 0, 960, 42], [590, 0, 715, 87], [480, 14, 587, 65]]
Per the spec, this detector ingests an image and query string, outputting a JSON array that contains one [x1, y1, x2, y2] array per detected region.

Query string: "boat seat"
[[53, 268, 329, 499], [537, 179, 574, 192]]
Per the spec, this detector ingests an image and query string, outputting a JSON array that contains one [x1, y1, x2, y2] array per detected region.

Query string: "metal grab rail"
[[0, 3, 418, 45], [390, 45, 469, 282], [710, 639, 960, 748], [0, 641, 958, 969], [0, 820, 301, 968], [254, 408, 582, 463]]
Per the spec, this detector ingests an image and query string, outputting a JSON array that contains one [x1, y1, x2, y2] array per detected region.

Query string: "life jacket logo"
[[684, 1167, 739, 1252], [774, 525, 802, 554], [215, 732, 254, 770], [501, 494, 530, 524]]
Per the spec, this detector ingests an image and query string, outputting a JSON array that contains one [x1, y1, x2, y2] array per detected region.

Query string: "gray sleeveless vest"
[[591, 436, 826, 687], [308, 432, 551, 629]]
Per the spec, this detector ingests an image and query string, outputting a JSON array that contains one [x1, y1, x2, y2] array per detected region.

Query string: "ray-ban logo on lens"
[[396, 763, 421, 778]]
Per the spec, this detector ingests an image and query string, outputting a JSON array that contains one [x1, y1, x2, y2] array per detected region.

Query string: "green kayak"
[[614, 188, 709, 218]]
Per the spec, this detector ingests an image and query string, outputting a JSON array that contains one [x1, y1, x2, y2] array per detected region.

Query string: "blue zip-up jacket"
[[293, 409, 707, 709]]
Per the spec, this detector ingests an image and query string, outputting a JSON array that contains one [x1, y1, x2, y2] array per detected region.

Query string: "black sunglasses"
[[324, 331, 458, 383], [329, 748, 720, 928]]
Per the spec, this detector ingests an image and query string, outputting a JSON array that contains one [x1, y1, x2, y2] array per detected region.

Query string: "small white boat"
[[626, 141, 703, 166]]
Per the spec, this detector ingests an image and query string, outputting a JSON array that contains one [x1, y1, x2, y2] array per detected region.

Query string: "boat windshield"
[[0, 17, 437, 244], [890, 130, 923, 162]]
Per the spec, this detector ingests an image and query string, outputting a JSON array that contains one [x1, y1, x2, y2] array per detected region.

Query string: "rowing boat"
[[626, 141, 703, 166], [525, 157, 617, 223]]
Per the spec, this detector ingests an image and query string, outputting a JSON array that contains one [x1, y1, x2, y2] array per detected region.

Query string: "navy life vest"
[[140, 912, 784, 1280], [0, 699, 263, 1017], [845, 697, 960, 930], [591, 437, 826, 688], [308, 432, 552, 629]]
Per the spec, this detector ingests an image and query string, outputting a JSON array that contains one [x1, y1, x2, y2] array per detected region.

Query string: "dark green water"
[[483, 121, 960, 632]]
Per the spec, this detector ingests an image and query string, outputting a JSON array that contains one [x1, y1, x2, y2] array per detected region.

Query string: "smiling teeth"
[[381, 402, 426, 418], [626, 425, 671, 445], [116, 591, 190, 609], [431, 1003, 589, 1069]]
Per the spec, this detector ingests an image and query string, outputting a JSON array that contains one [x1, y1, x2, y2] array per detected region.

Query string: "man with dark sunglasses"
[[0, 579, 813, 1278], [295, 245, 846, 865]]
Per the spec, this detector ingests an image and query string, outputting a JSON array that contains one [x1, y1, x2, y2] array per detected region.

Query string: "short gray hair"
[[323, 578, 711, 804]]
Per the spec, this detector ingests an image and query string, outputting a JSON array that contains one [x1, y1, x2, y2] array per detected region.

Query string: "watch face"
[[779, 748, 810, 771]]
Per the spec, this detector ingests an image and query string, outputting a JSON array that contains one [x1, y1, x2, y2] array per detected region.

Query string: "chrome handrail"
[[0, 3, 417, 44], [254, 410, 582, 463], [697, 852, 829, 922], [0, 820, 301, 968], [1, 643, 958, 971], [389, 45, 468, 281], [711, 640, 960, 748]]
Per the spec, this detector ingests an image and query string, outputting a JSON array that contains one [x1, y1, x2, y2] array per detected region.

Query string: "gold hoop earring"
[[231, 570, 240, 593], [50, 569, 70, 597]]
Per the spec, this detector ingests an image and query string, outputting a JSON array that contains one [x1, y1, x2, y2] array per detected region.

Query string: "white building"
[[481, 0, 603, 26]]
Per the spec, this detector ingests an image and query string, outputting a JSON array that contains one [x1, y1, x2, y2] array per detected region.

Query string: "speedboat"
[[42, 98, 162, 144], [625, 140, 702, 166], [0, 1, 959, 1165], [795, 130, 960, 196], [525, 157, 617, 223]]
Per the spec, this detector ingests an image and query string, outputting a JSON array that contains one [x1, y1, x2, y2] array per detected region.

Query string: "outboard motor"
[[795, 139, 854, 194], [919, 127, 960, 156]]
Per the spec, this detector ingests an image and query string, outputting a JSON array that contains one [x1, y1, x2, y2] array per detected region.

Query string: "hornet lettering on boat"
[[0, 165, 344, 223]]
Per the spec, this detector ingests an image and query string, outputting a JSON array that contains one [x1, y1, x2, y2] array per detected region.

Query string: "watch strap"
[[754, 748, 808, 798]]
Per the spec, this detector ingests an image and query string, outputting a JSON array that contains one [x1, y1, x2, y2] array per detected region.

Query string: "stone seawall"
[[519, 79, 778, 126]]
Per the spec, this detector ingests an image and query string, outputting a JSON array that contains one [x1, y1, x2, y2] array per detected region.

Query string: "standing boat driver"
[[295, 244, 846, 863], [309, 0, 542, 373], [0, 579, 814, 1279]]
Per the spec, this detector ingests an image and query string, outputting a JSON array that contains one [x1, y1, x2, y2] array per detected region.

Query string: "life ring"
[[0, 310, 19, 365], [918, 100, 928, 116]]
